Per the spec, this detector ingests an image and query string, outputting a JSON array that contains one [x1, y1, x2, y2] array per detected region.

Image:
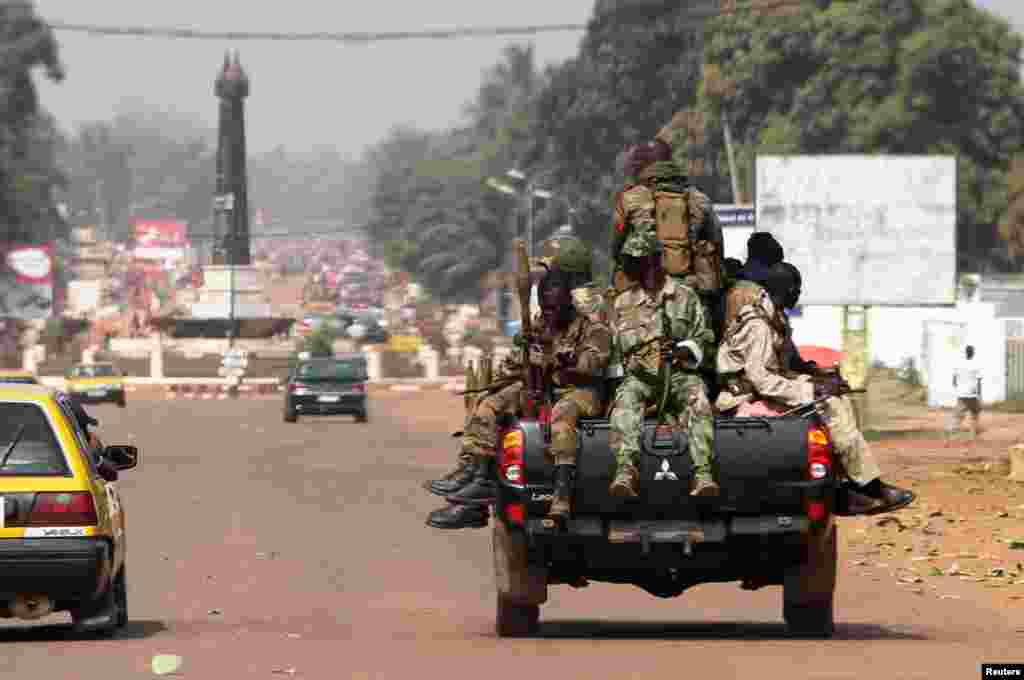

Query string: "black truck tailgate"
[[518, 416, 820, 518]]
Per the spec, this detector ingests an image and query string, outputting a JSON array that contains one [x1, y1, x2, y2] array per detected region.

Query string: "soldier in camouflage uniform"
[[716, 262, 915, 515], [608, 235, 719, 499], [426, 237, 612, 529], [611, 143, 724, 301]]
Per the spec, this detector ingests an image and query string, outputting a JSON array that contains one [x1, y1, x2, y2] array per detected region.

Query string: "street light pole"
[[526, 182, 534, 261]]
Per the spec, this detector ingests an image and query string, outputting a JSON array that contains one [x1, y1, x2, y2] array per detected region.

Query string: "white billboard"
[[755, 155, 957, 306]]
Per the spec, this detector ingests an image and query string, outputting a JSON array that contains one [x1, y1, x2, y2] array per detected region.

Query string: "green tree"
[[303, 323, 337, 358], [701, 0, 1024, 271], [59, 108, 216, 241], [364, 46, 544, 301], [0, 1, 65, 244], [525, 4, 711, 251]]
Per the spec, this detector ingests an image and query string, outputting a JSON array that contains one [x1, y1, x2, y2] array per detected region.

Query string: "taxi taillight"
[[27, 492, 98, 526]]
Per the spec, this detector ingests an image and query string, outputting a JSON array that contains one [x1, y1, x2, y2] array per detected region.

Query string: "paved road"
[[0, 394, 1020, 679]]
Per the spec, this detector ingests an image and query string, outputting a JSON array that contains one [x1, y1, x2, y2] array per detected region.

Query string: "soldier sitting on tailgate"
[[424, 237, 612, 530], [608, 235, 719, 499], [715, 261, 915, 515]]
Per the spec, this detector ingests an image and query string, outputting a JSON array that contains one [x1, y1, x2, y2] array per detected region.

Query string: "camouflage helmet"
[[543, 235, 593, 275]]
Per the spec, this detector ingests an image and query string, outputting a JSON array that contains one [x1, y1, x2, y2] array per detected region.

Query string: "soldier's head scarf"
[[739, 232, 785, 285], [538, 266, 575, 327], [779, 262, 802, 309], [623, 139, 672, 180], [762, 262, 800, 311]]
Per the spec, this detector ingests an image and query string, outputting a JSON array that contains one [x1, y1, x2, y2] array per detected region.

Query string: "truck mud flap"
[[606, 519, 727, 545]]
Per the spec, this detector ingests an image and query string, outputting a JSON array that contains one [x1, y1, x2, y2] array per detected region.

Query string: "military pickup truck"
[[491, 399, 858, 638]]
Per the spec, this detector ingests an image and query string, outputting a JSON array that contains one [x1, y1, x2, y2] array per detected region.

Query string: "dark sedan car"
[[284, 355, 369, 423]]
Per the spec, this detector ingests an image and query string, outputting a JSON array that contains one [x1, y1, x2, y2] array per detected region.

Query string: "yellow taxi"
[[0, 385, 137, 635], [0, 369, 39, 385], [65, 362, 127, 408]]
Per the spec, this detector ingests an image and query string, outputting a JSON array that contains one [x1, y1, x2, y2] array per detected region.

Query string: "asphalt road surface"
[[0, 393, 1021, 679]]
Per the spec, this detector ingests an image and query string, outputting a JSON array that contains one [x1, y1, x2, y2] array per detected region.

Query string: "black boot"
[[446, 457, 497, 506], [838, 479, 915, 516], [546, 465, 575, 524], [425, 503, 490, 529], [425, 461, 477, 497]]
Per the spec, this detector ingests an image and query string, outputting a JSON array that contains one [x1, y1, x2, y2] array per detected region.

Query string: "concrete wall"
[[788, 302, 1008, 405]]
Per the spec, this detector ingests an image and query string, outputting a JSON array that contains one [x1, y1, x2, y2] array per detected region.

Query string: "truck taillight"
[[506, 504, 525, 524], [807, 428, 831, 479], [28, 492, 98, 527], [806, 427, 832, 526], [500, 429, 525, 485]]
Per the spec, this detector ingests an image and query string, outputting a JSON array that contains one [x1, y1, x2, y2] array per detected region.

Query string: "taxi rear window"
[[0, 403, 69, 476]]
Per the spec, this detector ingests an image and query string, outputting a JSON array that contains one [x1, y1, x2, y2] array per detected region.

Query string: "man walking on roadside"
[[948, 345, 982, 443]]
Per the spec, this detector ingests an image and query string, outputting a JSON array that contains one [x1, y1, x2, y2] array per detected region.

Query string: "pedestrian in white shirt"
[[948, 345, 982, 441]]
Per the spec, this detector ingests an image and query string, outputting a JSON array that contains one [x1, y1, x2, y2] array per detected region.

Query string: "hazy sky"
[[33, 0, 1022, 158], [34, 0, 595, 156]]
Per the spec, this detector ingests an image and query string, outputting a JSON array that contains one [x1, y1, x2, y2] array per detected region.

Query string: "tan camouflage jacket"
[[715, 287, 814, 412], [613, 277, 714, 380], [501, 288, 613, 391]]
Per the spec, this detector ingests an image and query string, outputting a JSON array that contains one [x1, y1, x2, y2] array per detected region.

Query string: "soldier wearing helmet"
[[425, 237, 613, 529]]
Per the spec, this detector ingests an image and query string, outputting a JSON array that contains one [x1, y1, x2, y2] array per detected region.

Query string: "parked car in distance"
[[284, 354, 369, 423]]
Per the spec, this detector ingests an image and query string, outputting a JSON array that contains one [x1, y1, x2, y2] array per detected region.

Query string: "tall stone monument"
[[214, 51, 251, 265], [190, 53, 271, 329]]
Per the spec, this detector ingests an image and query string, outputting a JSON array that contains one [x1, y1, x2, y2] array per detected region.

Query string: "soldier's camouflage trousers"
[[609, 372, 715, 478], [819, 396, 882, 486], [549, 388, 603, 466], [462, 383, 603, 463], [462, 383, 523, 458]]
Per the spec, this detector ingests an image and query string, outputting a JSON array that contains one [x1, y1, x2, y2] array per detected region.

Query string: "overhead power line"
[[47, 21, 586, 42]]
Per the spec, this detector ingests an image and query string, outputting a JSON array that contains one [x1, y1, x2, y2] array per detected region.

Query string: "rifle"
[[777, 365, 867, 418], [515, 239, 548, 420], [457, 376, 521, 397]]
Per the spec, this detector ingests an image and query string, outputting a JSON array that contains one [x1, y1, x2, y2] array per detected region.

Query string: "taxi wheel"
[[284, 405, 298, 423], [71, 570, 128, 637]]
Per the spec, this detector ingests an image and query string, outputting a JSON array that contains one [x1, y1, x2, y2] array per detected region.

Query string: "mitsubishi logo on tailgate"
[[654, 458, 678, 481]]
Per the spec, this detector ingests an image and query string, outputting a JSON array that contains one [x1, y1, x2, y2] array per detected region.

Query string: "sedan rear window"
[[296, 360, 367, 381], [0, 403, 69, 476]]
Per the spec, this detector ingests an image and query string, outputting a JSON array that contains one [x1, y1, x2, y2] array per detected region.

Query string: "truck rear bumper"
[[524, 514, 812, 543]]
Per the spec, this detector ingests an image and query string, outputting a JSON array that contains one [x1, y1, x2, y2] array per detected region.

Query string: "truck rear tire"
[[783, 524, 837, 637], [496, 595, 539, 638], [492, 517, 546, 638]]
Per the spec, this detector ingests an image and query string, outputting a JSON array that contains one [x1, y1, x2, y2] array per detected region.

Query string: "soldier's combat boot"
[[690, 472, 720, 498], [446, 457, 497, 506], [425, 503, 490, 529], [546, 465, 575, 525], [843, 479, 915, 516], [426, 460, 477, 496], [608, 464, 639, 499]]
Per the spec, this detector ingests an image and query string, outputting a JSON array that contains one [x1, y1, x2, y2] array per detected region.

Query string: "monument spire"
[[213, 51, 251, 265]]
